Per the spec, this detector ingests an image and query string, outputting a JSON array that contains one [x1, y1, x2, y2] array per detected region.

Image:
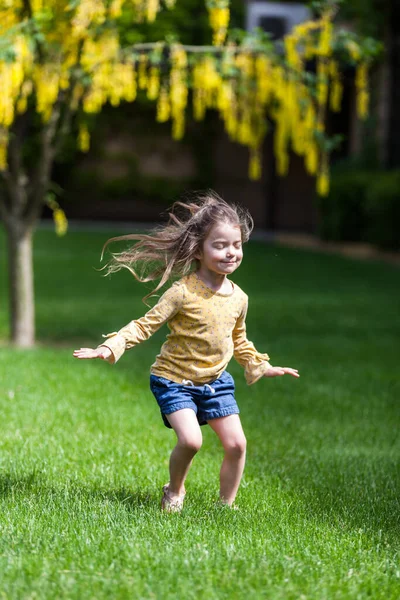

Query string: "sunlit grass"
[[0, 226, 399, 598]]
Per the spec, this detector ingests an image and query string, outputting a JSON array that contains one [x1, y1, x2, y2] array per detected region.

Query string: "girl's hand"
[[264, 366, 300, 378], [73, 346, 112, 360]]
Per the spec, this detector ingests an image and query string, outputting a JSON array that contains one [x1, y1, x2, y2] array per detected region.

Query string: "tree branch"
[[22, 35, 83, 228], [22, 0, 46, 63], [0, 178, 11, 228], [7, 116, 29, 219], [54, 103, 74, 156], [53, 86, 79, 156], [0, 168, 14, 211], [54, 40, 84, 157], [25, 103, 61, 228]]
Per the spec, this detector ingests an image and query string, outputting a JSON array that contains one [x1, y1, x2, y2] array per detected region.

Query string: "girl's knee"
[[224, 435, 247, 458], [177, 434, 202, 453]]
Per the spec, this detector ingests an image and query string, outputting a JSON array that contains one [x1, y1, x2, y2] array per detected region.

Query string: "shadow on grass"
[[0, 471, 159, 513], [1, 461, 400, 540], [268, 454, 400, 541]]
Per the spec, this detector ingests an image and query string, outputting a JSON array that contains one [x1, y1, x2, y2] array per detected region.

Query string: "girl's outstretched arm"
[[73, 281, 184, 364], [264, 366, 299, 378], [73, 346, 112, 360]]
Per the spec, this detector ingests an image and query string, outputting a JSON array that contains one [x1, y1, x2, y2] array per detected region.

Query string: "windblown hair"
[[101, 190, 254, 302]]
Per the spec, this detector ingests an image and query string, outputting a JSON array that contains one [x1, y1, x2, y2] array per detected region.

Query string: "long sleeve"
[[99, 282, 184, 364], [233, 298, 270, 385]]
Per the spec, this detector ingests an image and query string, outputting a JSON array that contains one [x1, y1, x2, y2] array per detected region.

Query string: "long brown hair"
[[101, 190, 253, 302]]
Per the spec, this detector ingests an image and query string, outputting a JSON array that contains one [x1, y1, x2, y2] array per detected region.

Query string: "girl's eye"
[[214, 244, 224, 249]]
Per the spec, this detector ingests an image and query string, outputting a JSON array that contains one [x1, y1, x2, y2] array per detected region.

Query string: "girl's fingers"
[[73, 348, 97, 358], [265, 368, 285, 376], [273, 367, 300, 377], [73, 348, 112, 361], [282, 368, 300, 377]]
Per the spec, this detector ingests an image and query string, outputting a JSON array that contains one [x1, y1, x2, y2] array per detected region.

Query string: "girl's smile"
[[197, 221, 243, 278]]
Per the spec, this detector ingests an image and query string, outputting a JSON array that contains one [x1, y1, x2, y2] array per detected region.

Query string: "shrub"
[[364, 170, 400, 250], [316, 168, 374, 242]]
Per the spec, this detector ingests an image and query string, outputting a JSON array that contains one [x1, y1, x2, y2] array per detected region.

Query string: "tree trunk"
[[387, 0, 400, 167], [0, 105, 61, 347], [375, 38, 391, 166], [6, 223, 35, 347]]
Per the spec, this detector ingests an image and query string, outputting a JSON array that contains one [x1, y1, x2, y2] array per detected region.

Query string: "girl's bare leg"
[[166, 408, 203, 496], [207, 414, 247, 505]]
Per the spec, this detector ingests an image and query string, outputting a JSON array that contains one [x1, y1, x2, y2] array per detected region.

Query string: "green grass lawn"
[[0, 227, 399, 599]]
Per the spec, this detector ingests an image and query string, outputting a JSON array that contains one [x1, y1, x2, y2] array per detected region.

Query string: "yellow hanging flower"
[[347, 40, 361, 62], [172, 116, 185, 140], [169, 45, 188, 139], [109, 0, 123, 18], [225, 109, 237, 140], [78, 123, 90, 152], [355, 62, 368, 89], [274, 120, 289, 176], [255, 55, 271, 105], [237, 115, 251, 146], [192, 57, 220, 118], [72, 0, 106, 38], [285, 35, 301, 71], [208, 6, 230, 46], [316, 152, 330, 196], [249, 148, 262, 181], [53, 208, 68, 236], [193, 90, 206, 121], [33, 64, 60, 122], [46, 193, 68, 236], [0, 129, 9, 171], [217, 81, 233, 113], [30, 0, 43, 14], [317, 61, 328, 107], [305, 142, 318, 176], [329, 60, 343, 112], [16, 96, 27, 114], [156, 87, 170, 122], [355, 62, 369, 119], [316, 170, 329, 196], [357, 90, 369, 119], [138, 54, 149, 90], [318, 18, 332, 57], [146, 0, 159, 22], [147, 66, 160, 100]]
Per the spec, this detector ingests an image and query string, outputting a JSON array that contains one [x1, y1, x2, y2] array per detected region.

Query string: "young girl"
[[73, 192, 299, 512]]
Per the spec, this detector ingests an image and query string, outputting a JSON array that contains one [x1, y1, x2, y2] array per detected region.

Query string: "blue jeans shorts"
[[150, 371, 239, 428]]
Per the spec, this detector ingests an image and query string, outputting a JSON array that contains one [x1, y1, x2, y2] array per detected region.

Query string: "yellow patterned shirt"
[[100, 272, 270, 385]]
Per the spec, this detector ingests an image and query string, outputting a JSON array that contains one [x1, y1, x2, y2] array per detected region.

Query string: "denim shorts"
[[149, 371, 239, 428]]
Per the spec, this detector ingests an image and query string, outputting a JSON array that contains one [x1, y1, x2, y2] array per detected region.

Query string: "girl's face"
[[198, 221, 243, 275]]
